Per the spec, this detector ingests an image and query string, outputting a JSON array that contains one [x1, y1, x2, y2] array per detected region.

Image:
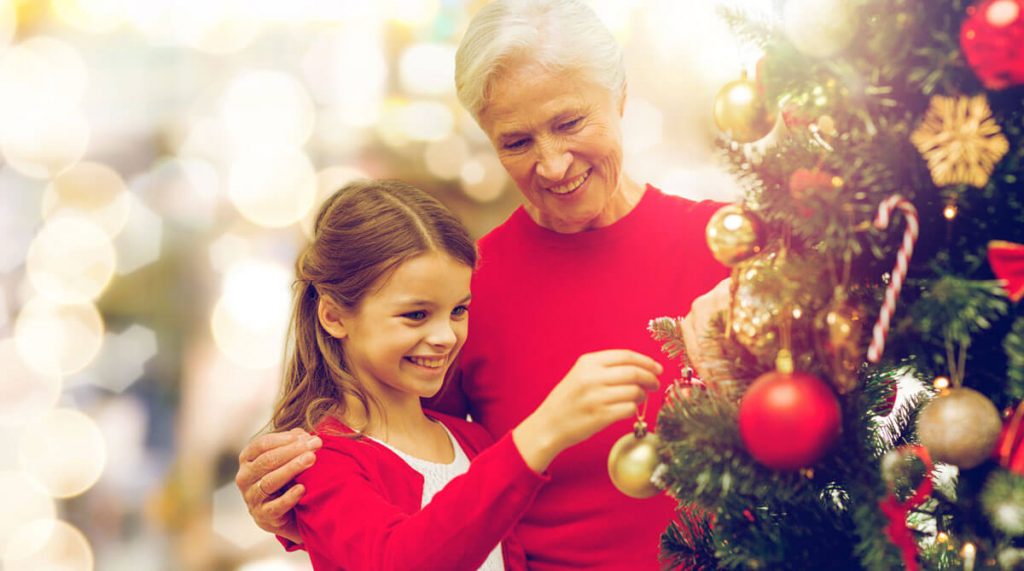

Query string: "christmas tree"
[[633, 0, 1024, 568]]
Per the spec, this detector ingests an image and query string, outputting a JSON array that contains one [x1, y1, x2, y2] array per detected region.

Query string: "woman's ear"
[[318, 296, 348, 339], [618, 82, 628, 116]]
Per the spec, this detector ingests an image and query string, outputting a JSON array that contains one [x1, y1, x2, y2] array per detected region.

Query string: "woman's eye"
[[559, 117, 583, 131], [451, 305, 469, 318], [504, 138, 529, 150], [402, 311, 427, 320]]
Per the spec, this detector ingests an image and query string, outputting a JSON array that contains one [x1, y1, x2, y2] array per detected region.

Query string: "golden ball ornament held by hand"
[[608, 424, 662, 499], [713, 73, 777, 143], [706, 204, 763, 266], [918, 387, 1002, 468]]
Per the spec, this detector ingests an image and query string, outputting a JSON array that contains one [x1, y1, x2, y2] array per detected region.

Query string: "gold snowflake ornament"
[[910, 94, 1009, 188]]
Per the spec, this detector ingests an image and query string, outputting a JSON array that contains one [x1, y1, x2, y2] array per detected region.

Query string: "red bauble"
[[739, 370, 842, 470], [960, 0, 1024, 90], [788, 168, 839, 200]]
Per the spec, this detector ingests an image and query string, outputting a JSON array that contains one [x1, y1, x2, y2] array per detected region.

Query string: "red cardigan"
[[293, 411, 549, 570]]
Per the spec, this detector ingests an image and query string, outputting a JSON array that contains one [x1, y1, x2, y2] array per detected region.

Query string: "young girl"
[[273, 179, 662, 570]]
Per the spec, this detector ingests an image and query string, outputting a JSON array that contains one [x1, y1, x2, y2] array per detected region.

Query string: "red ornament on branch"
[[788, 168, 841, 200], [960, 0, 1024, 90], [739, 351, 842, 470]]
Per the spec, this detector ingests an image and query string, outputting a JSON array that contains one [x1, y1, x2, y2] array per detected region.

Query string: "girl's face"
[[334, 252, 472, 404]]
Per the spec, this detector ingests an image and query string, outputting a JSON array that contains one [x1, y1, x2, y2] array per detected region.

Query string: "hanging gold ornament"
[[917, 387, 1002, 468], [705, 204, 763, 266], [608, 419, 662, 499], [713, 72, 777, 143], [910, 94, 1009, 188], [815, 292, 864, 394], [730, 249, 830, 363]]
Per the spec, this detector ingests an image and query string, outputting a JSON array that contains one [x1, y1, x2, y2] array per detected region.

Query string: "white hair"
[[454, 0, 626, 122]]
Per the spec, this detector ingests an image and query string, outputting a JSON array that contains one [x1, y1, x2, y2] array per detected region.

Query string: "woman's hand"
[[679, 278, 731, 382], [512, 350, 662, 473], [235, 428, 322, 544]]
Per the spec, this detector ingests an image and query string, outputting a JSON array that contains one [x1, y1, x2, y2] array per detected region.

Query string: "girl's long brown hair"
[[271, 179, 476, 433]]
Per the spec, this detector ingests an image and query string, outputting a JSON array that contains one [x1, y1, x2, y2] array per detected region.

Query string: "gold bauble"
[[918, 387, 1002, 468], [705, 204, 763, 266], [608, 427, 661, 499], [730, 250, 830, 363], [815, 297, 864, 394], [713, 73, 777, 143]]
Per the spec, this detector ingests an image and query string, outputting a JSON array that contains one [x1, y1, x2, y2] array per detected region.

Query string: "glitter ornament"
[[730, 250, 830, 362], [910, 94, 1009, 188], [917, 387, 1002, 468], [816, 296, 864, 394]]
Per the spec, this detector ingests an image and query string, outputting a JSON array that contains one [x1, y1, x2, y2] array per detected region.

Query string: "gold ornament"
[[705, 204, 763, 266], [713, 72, 776, 143], [917, 387, 1002, 468], [910, 94, 1009, 188], [730, 250, 830, 362], [815, 293, 864, 394], [608, 420, 661, 499]]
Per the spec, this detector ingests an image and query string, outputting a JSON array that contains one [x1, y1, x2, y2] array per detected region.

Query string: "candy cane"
[[867, 195, 919, 363]]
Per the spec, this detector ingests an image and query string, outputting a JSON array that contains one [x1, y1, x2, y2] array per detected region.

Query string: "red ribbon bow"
[[996, 401, 1024, 474], [989, 240, 1024, 302], [878, 445, 934, 571]]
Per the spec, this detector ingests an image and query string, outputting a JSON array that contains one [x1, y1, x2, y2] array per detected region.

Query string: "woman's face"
[[478, 63, 632, 233]]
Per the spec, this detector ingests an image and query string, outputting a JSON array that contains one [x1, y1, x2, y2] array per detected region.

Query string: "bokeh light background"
[[0, 0, 773, 569]]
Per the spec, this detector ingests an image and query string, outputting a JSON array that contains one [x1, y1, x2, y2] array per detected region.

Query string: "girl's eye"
[[402, 311, 427, 321], [451, 305, 469, 318]]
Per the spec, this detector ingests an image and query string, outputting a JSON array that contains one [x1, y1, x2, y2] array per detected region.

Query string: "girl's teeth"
[[409, 356, 445, 367]]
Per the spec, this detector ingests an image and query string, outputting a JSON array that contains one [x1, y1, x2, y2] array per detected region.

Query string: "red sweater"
[[294, 411, 549, 570], [431, 186, 728, 570]]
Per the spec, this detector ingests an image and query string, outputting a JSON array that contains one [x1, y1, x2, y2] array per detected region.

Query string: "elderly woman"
[[236, 0, 730, 568]]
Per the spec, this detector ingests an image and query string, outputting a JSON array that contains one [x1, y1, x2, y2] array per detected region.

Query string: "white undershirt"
[[368, 423, 505, 571]]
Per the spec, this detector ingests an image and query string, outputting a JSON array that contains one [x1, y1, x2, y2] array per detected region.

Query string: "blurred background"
[[0, 0, 764, 569]]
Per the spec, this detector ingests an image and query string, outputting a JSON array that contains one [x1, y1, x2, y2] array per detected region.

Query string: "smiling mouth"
[[547, 169, 591, 195], [405, 356, 447, 369]]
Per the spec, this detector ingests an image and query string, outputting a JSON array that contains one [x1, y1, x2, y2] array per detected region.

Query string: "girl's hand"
[[512, 350, 662, 473]]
